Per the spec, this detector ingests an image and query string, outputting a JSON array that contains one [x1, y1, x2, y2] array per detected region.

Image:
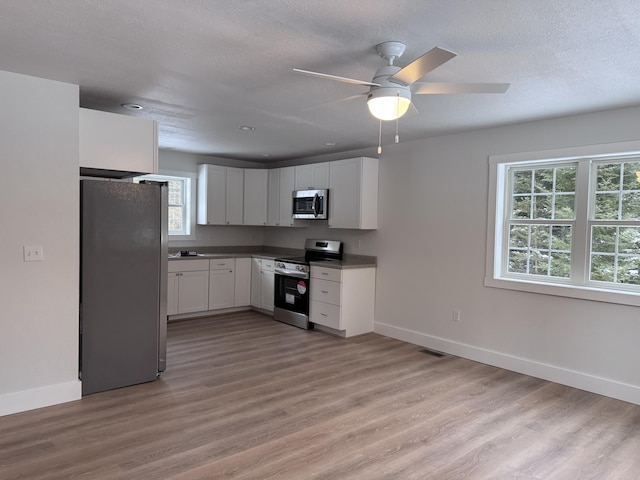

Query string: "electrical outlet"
[[453, 309, 461, 322], [24, 245, 44, 262]]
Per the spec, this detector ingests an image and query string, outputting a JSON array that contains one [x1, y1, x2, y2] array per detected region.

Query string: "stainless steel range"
[[273, 239, 343, 329]]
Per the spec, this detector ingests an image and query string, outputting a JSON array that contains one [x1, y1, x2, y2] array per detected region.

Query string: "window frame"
[[486, 140, 640, 307], [134, 170, 196, 239]]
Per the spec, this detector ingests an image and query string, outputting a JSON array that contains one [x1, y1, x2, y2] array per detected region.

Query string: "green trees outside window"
[[504, 159, 640, 287]]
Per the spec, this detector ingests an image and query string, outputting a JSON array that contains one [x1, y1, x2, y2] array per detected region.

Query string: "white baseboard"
[[374, 321, 640, 406], [0, 380, 82, 417]]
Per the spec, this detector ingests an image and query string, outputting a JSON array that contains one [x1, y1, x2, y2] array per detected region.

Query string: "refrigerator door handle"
[[158, 182, 168, 373]]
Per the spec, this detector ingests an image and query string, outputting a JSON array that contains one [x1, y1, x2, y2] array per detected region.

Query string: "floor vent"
[[420, 348, 446, 358]]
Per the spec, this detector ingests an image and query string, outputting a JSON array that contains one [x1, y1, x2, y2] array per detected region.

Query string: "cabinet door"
[[310, 300, 342, 329], [294, 162, 330, 190], [226, 167, 244, 225], [329, 157, 378, 229], [294, 164, 314, 190], [312, 162, 330, 189], [79, 108, 158, 175], [197, 164, 226, 225], [209, 268, 235, 309], [260, 270, 275, 312], [244, 169, 268, 225], [279, 166, 296, 226], [328, 158, 361, 229], [178, 270, 209, 313], [234, 258, 251, 307], [167, 272, 179, 316], [267, 168, 280, 226], [250, 258, 261, 307]]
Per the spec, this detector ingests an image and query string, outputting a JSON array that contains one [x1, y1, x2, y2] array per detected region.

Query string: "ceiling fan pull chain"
[[395, 90, 400, 143], [395, 92, 400, 144], [377, 119, 382, 155]]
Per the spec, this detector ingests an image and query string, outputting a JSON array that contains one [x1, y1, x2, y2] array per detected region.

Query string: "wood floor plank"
[[2, 311, 640, 480]]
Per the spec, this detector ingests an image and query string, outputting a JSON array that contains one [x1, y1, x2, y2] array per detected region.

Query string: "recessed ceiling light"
[[239, 125, 255, 131], [325, 142, 336, 147], [121, 103, 143, 111], [261, 154, 270, 157]]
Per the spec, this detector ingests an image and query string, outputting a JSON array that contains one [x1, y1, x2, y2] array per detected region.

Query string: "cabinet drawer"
[[310, 278, 341, 306], [261, 259, 275, 271], [310, 300, 342, 330], [168, 259, 210, 272], [209, 258, 234, 270], [311, 266, 342, 282]]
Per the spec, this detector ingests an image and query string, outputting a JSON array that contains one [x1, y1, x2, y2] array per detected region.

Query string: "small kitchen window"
[[134, 172, 194, 237]]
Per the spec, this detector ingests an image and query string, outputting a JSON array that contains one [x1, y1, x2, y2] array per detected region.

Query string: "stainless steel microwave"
[[292, 189, 328, 219]]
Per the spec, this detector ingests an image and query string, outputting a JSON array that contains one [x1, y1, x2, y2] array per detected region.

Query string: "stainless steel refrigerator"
[[80, 179, 168, 395]]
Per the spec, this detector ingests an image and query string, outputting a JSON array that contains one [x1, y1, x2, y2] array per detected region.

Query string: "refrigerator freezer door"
[[80, 180, 163, 395]]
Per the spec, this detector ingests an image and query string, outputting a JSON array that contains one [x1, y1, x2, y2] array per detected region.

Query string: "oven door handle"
[[275, 268, 309, 279]]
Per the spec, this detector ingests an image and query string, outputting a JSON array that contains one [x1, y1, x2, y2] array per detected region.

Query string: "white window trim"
[[485, 139, 640, 307], [136, 170, 196, 240]]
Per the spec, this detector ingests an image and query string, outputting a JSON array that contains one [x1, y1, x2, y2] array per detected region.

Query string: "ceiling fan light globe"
[[367, 94, 411, 121]]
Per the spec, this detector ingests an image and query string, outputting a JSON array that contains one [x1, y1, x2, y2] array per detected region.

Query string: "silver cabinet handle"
[[320, 313, 328, 317], [321, 290, 328, 294]]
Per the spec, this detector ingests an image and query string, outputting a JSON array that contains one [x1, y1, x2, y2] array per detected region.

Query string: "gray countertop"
[[168, 248, 376, 269]]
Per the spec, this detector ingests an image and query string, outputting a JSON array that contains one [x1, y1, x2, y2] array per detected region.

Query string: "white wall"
[[373, 108, 640, 404], [0, 71, 81, 415], [159, 150, 265, 248], [266, 106, 640, 404]]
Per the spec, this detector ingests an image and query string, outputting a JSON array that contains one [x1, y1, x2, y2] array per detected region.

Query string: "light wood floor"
[[2, 311, 640, 479]]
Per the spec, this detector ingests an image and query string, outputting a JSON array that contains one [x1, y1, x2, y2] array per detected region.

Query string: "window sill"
[[484, 276, 640, 307]]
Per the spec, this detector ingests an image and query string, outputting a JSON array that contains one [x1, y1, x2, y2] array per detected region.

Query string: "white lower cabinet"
[[168, 259, 210, 315], [209, 258, 235, 310], [251, 258, 275, 312], [310, 265, 376, 337], [234, 257, 252, 307], [169, 257, 255, 316]]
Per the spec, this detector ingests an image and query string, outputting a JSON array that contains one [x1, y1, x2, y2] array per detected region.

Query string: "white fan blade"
[[300, 93, 368, 112], [389, 47, 457, 86], [413, 82, 510, 94], [293, 68, 379, 87]]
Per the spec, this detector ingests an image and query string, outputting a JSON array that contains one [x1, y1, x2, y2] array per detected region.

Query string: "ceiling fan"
[[293, 41, 510, 122]]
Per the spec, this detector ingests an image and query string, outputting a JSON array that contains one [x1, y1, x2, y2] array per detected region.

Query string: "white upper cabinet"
[[267, 168, 281, 226], [243, 169, 268, 226], [225, 167, 244, 225], [197, 164, 244, 225], [328, 157, 379, 230], [267, 166, 306, 227], [79, 108, 158, 175], [197, 157, 378, 229], [294, 162, 330, 190], [197, 164, 226, 225]]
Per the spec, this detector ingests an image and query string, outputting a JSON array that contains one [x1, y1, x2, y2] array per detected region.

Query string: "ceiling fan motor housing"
[[367, 66, 412, 121], [368, 66, 412, 102]]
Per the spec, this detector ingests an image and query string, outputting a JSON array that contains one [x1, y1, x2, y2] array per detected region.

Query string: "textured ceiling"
[[1, 0, 640, 161]]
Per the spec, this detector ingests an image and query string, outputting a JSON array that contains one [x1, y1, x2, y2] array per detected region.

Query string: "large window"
[[134, 173, 193, 237], [486, 141, 640, 306]]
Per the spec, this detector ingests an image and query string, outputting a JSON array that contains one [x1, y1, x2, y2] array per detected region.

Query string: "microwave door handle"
[[313, 193, 319, 218]]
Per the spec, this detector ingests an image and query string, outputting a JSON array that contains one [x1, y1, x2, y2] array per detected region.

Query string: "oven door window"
[[274, 274, 309, 314]]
